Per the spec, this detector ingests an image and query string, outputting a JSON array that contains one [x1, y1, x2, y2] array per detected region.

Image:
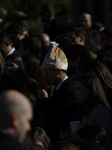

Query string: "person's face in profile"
[[74, 80, 91, 104], [79, 13, 92, 30]]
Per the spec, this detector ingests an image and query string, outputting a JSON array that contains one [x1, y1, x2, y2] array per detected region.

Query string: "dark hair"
[[34, 127, 50, 149], [0, 33, 12, 45], [5, 53, 25, 70], [77, 125, 108, 146], [80, 60, 112, 93], [86, 30, 101, 42], [75, 73, 111, 111], [79, 141, 106, 150], [100, 26, 112, 38], [66, 45, 92, 69]]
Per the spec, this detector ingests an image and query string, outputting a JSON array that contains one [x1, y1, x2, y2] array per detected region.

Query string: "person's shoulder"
[[92, 103, 111, 115]]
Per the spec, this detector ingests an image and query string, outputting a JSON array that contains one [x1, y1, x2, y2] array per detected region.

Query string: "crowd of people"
[[0, 3, 112, 150]]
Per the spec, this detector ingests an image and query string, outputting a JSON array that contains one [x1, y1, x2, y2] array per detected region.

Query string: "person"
[[4, 53, 25, 75], [78, 141, 106, 150], [67, 26, 97, 59], [10, 24, 28, 49], [80, 60, 112, 108], [35, 65, 55, 97], [6, 10, 28, 35], [0, 7, 7, 33], [85, 30, 101, 55], [34, 127, 50, 149], [0, 32, 18, 59], [54, 11, 70, 38], [74, 73, 112, 149], [33, 44, 76, 144], [77, 125, 108, 147], [0, 90, 33, 150], [39, 4, 57, 40], [37, 33, 50, 58], [68, 26, 86, 45], [66, 44, 92, 80], [79, 12, 93, 33]]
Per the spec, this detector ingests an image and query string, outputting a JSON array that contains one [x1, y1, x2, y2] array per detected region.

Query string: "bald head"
[[79, 12, 92, 30], [0, 90, 31, 116], [38, 33, 50, 47], [0, 90, 33, 143]]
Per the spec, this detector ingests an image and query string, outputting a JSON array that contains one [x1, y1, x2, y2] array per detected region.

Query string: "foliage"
[[0, 0, 72, 35]]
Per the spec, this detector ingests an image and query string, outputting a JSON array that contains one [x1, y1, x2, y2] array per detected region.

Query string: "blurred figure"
[[79, 12, 93, 33], [79, 141, 106, 150], [0, 7, 7, 32], [68, 26, 86, 45], [5, 53, 25, 76], [54, 11, 70, 38], [91, 22, 105, 32], [85, 30, 101, 55], [66, 45, 92, 79], [10, 24, 28, 49], [0, 33, 18, 59], [6, 10, 28, 35], [74, 73, 112, 149], [40, 4, 56, 40], [37, 33, 50, 58], [77, 125, 108, 147], [100, 26, 112, 51], [0, 90, 32, 149], [34, 127, 50, 149]]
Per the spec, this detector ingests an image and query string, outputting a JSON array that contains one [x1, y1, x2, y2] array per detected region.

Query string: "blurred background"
[[0, 0, 112, 34]]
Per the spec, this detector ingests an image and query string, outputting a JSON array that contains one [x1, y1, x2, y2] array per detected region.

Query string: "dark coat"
[[0, 131, 27, 150], [38, 77, 76, 143]]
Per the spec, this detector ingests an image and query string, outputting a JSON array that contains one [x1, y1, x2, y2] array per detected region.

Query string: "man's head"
[[68, 27, 86, 45], [42, 45, 68, 85], [79, 12, 92, 30], [37, 33, 50, 47], [0, 33, 13, 56], [0, 90, 33, 143], [85, 30, 101, 54], [40, 4, 55, 22]]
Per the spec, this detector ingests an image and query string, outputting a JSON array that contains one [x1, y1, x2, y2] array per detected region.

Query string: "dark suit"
[[0, 131, 26, 150], [38, 77, 76, 144]]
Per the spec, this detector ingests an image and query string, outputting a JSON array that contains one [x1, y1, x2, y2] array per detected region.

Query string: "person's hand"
[[37, 89, 48, 99]]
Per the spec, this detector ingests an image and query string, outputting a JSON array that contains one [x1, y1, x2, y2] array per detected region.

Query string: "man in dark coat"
[[35, 44, 76, 144]]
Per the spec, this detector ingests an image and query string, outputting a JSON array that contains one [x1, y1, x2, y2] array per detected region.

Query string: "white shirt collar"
[[6, 47, 15, 58], [56, 76, 68, 90]]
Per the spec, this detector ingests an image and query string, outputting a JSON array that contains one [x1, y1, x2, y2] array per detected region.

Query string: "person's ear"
[[80, 35, 85, 42], [11, 112, 19, 127], [58, 69, 61, 75]]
